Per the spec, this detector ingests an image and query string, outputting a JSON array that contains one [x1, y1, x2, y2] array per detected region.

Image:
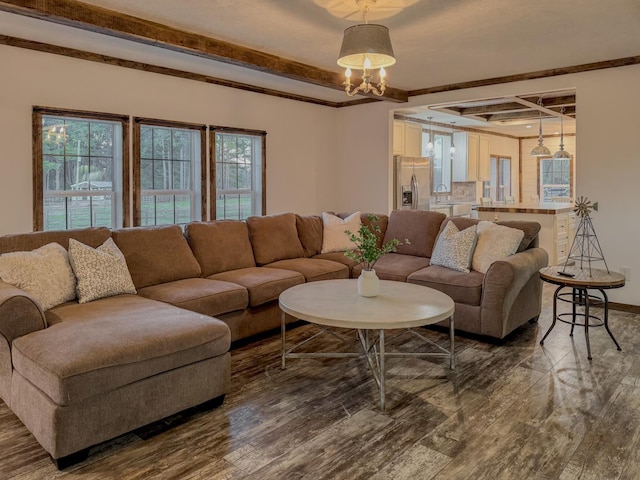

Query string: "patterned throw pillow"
[[430, 221, 477, 273], [0, 242, 76, 310], [320, 212, 361, 254], [68, 238, 137, 304], [472, 221, 525, 273]]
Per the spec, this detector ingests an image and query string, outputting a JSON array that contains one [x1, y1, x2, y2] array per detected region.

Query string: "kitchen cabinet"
[[452, 132, 490, 182], [393, 120, 422, 157]]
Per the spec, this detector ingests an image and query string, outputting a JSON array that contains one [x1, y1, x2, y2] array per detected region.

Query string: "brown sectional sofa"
[[0, 210, 548, 466]]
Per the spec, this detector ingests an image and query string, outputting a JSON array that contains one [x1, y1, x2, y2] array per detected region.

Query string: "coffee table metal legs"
[[281, 313, 456, 410]]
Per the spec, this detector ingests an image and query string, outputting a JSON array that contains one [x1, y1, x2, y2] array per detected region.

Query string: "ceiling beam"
[[0, 0, 409, 103], [487, 107, 576, 122], [507, 96, 574, 120]]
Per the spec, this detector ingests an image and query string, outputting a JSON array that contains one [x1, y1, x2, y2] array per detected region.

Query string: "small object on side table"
[[539, 266, 625, 360]]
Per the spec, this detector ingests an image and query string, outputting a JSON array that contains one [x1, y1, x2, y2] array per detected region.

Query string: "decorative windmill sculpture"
[[561, 196, 609, 277]]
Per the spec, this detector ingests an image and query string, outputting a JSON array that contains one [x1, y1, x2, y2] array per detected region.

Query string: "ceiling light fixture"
[[337, 0, 396, 97], [552, 107, 571, 160], [530, 97, 551, 156], [450, 122, 456, 159], [426, 116, 434, 155]]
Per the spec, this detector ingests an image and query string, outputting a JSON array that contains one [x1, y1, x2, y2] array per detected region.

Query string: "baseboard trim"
[[609, 302, 640, 314]]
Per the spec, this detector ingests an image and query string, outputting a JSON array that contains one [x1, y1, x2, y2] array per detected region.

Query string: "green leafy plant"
[[344, 214, 409, 271]]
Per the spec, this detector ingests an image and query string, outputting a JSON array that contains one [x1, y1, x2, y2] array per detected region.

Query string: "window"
[[423, 131, 452, 194], [33, 107, 128, 231], [486, 155, 512, 201], [539, 156, 573, 201], [211, 128, 266, 220], [134, 119, 205, 226]]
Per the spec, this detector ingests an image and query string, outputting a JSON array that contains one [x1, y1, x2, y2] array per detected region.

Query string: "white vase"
[[358, 269, 380, 297]]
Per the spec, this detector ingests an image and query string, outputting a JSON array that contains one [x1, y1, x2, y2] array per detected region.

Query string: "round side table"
[[539, 266, 625, 360]]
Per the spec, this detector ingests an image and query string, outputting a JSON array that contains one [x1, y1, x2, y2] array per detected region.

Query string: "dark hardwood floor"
[[2, 284, 639, 479]]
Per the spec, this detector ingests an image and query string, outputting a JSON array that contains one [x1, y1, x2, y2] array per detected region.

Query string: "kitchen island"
[[476, 202, 575, 266]]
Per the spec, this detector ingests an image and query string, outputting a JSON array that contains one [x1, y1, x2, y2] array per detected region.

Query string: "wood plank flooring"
[[2, 284, 640, 479]]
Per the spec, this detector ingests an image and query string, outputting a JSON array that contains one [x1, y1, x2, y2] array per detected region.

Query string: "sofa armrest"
[[0, 281, 47, 344], [480, 247, 549, 337]]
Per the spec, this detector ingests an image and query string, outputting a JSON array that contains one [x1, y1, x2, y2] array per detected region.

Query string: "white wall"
[[336, 65, 640, 305], [0, 44, 340, 234]]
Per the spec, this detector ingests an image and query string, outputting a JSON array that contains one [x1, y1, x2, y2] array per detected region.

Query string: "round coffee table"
[[539, 266, 625, 360], [279, 279, 455, 410]]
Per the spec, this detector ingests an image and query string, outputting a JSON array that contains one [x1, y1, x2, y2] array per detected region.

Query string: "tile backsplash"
[[451, 182, 476, 201]]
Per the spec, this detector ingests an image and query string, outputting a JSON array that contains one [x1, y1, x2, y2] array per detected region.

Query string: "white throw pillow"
[[0, 242, 76, 311], [320, 212, 362, 254], [472, 221, 525, 274], [68, 238, 137, 304], [430, 221, 477, 273]]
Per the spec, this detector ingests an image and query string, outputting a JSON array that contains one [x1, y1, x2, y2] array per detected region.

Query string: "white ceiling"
[[77, 0, 640, 91], [2, 0, 639, 135]]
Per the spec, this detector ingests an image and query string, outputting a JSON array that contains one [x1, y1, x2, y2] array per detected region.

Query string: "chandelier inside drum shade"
[[337, 9, 395, 97]]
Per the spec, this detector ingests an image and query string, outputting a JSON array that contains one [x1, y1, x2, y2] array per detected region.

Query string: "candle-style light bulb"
[[379, 66, 386, 79], [345, 67, 352, 79], [364, 57, 371, 70]]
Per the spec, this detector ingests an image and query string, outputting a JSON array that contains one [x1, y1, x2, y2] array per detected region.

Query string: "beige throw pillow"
[[430, 221, 477, 273], [0, 242, 76, 310], [472, 221, 524, 274], [68, 238, 137, 303], [321, 212, 361, 254]]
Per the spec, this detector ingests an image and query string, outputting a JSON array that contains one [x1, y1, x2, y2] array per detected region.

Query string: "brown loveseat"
[[0, 210, 547, 466]]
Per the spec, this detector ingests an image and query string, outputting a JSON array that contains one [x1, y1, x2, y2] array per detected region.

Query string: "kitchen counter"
[[476, 202, 574, 214]]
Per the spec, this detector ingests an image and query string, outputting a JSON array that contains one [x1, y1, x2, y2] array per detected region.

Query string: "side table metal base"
[[540, 285, 621, 360]]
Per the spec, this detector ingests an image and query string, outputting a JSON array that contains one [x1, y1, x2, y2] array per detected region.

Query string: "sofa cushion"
[[338, 213, 389, 248], [353, 253, 429, 282], [68, 238, 137, 303], [266, 258, 349, 282], [296, 214, 323, 257], [472, 221, 524, 274], [185, 220, 256, 276], [430, 222, 478, 273], [14, 295, 230, 405], [208, 267, 304, 307], [137, 278, 248, 316], [0, 227, 112, 254], [497, 221, 541, 252], [246, 213, 304, 266], [0, 243, 76, 311], [407, 265, 484, 306], [112, 225, 202, 289], [312, 251, 359, 276], [320, 212, 360, 254], [383, 210, 446, 257]]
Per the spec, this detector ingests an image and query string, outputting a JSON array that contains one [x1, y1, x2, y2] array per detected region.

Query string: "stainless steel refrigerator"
[[394, 156, 431, 210]]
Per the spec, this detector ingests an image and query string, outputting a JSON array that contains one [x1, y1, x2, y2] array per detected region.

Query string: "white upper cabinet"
[[393, 120, 422, 157], [452, 132, 490, 181]]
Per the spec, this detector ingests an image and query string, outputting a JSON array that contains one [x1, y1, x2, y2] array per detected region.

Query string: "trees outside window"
[[33, 108, 127, 231], [134, 119, 205, 226], [212, 128, 266, 220], [539, 156, 573, 201]]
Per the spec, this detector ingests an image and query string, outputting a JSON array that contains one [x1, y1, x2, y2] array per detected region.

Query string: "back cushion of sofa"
[[497, 221, 541, 252], [0, 227, 112, 254], [337, 213, 389, 248], [383, 210, 446, 257], [246, 213, 305, 266], [185, 220, 256, 276], [296, 214, 323, 257], [112, 225, 201, 288]]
